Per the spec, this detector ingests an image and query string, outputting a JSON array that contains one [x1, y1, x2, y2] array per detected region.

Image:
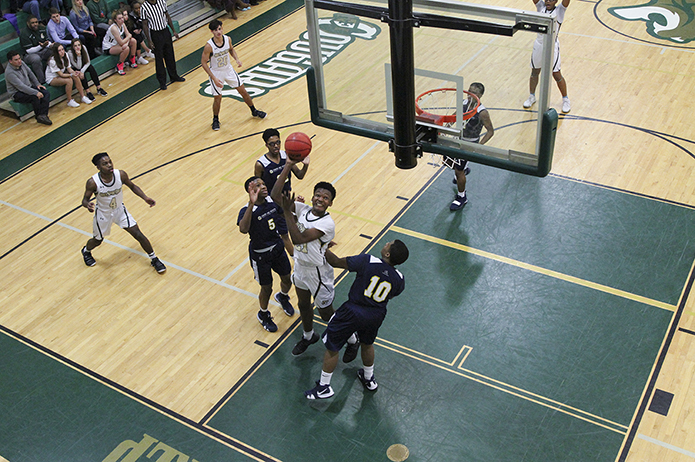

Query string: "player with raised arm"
[[80, 153, 166, 273], [272, 160, 358, 358], [448, 82, 494, 211], [238, 177, 295, 332], [201, 19, 266, 131], [523, 0, 571, 113], [304, 240, 409, 399]]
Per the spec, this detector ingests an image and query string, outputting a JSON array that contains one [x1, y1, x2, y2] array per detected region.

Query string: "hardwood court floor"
[[0, 0, 694, 461]]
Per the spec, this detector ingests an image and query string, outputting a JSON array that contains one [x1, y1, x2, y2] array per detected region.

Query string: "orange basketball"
[[285, 132, 312, 161]]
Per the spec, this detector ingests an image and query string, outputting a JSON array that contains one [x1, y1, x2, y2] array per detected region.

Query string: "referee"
[[141, 0, 185, 90]]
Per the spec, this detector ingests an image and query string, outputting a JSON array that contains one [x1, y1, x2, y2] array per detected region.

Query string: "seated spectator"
[[102, 11, 137, 75], [22, 0, 64, 22], [68, 38, 108, 100], [206, 0, 250, 20], [5, 50, 52, 125], [19, 15, 53, 84], [69, 0, 101, 57], [128, 3, 154, 60], [87, 0, 111, 38], [47, 8, 79, 47], [45, 42, 92, 107]]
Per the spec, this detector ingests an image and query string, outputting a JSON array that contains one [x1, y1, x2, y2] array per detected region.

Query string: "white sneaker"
[[137, 56, 149, 65], [143, 51, 155, 58], [67, 99, 80, 108], [523, 94, 536, 108], [81, 96, 92, 104], [562, 97, 571, 113]]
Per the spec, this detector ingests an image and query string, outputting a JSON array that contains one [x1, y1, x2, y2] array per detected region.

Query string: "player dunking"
[[447, 82, 494, 211], [80, 153, 166, 273], [523, 0, 571, 113], [272, 160, 358, 358], [304, 240, 409, 399], [201, 19, 266, 131], [238, 177, 295, 332]]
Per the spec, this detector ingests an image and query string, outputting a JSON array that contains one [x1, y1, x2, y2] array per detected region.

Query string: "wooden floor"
[[0, 0, 694, 460]]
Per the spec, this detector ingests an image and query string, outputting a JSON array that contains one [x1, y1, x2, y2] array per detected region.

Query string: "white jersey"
[[293, 201, 335, 267], [535, 2, 566, 44], [93, 169, 124, 213], [207, 35, 232, 72], [103, 24, 125, 50]]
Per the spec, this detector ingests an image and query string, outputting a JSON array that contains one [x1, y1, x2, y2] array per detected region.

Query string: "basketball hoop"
[[415, 88, 480, 127]]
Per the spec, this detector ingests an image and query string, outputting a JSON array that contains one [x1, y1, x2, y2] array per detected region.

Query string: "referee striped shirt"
[[140, 0, 169, 31]]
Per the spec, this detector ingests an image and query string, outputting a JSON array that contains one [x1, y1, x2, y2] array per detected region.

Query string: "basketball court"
[[1, 0, 695, 461]]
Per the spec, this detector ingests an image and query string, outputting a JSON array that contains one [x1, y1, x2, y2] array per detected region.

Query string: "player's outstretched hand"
[[328, 240, 337, 249], [248, 181, 259, 203], [301, 155, 310, 166], [145, 197, 156, 207], [280, 190, 295, 210], [296, 195, 305, 203]]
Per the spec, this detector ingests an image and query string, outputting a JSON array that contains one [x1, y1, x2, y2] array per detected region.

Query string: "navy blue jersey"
[[345, 254, 405, 312], [257, 152, 291, 193], [237, 197, 287, 251]]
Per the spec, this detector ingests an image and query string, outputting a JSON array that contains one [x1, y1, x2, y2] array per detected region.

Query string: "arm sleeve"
[[69, 12, 83, 32], [346, 254, 367, 273], [67, 19, 79, 38], [6, 67, 37, 95], [237, 206, 248, 226]]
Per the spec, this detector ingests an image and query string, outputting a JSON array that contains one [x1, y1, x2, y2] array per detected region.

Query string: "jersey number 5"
[[364, 275, 392, 302]]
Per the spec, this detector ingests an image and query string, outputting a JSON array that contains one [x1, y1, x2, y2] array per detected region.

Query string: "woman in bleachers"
[[70, 0, 101, 57], [122, 7, 149, 66], [102, 11, 137, 75], [68, 37, 108, 100], [45, 42, 92, 107], [129, 2, 155, 60]]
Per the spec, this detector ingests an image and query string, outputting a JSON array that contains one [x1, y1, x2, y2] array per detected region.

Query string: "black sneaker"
[[292, 332, 320, 356], [212, 117, 220, 131], [257, 310, 278, 332], [86, 91, 95, 101], [151, 257, 166, 273], [274, 292, 294, 316], [304, 381, 334, 399], [343, 336, 359, 363], [449, 194, 468, 211], [251, 108, 266, 119], [97, 87, 108, 97], [357, 368, 378, 391], [81, 246, 96, 267]]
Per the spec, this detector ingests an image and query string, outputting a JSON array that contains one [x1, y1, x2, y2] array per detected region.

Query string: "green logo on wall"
[[199, 14, 381, 101], [608, 0, 695, 44]]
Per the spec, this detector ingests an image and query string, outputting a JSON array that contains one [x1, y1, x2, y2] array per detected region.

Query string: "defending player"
[[201, 19, 266, 131], [447, 82, 494, 211], [304, 240, 409, 399], [255, 128, 310, 256], [238, 177, 295, 332], [80, 152, 166, 273], [523, 0, 571, 113], [272, 160, 358, 358]]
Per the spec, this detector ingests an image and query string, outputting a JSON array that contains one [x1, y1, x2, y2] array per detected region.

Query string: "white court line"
[[331, 141, 381, 184], [454, 36, 497, 76], [0, 199, 259, 300], [561, 31, 695, 54], [638, 434, 695, 459], [0, 121, 22, 136], [222, 258, 250, 283]]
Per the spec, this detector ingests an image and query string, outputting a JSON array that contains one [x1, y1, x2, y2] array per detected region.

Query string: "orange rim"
[[415, 88, 480, 125]]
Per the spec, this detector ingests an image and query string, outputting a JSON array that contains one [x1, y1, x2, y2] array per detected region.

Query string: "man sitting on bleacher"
[[47, 8, 79, 47], [20, 16, 53, 84], [5, 50, 52, 126]]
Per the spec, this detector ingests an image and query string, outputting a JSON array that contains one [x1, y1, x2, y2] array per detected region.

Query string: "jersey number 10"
[[363, 275, 392, 302]]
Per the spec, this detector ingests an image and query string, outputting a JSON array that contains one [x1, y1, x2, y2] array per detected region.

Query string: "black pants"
[[79, 64, 100, 90], [13, 87, 50, 117], [151, 28, 179, 86]]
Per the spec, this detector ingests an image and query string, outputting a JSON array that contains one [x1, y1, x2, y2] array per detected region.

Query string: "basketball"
[[285, 132, 312, 161]]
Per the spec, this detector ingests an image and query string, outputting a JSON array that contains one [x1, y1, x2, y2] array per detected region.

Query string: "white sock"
[[320, 370, 333, 386], [363, 365, 374, 379], [457, 191, 466, 198], [303, 330, 315, 340], [347, 333, 357, 345], [148, 252, 156, 259]]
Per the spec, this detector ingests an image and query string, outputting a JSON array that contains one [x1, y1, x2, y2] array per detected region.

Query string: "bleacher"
[[0, 0, 222, 120]]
